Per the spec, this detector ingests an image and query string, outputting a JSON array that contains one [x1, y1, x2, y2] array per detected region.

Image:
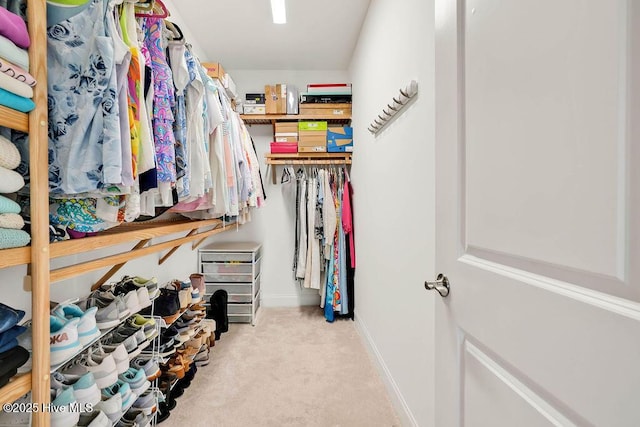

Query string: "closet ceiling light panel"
[[270, 0, 286, 23]]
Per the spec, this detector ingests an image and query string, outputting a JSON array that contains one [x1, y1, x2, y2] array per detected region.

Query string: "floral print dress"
[[47, 0, 122, 196]]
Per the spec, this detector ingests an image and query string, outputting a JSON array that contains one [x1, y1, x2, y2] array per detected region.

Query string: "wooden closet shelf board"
[[0, 106, 28, 132], [0, 220, 224, 269], [49, 219, 223, 259], [265, 153, 352, 183], [0, 246, 31, 269], [49, 223, 237, 283], [0, 372, 31, 407], [241, 114, 351, 125]]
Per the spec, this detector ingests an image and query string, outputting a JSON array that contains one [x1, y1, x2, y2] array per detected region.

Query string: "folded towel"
[[0, 213, 23, 229], [0, 35, 28, 71], [0, 8, 29, 49], [0, 166, 24, 193], [0, 228, 29, 248], [0, 57, 36, 87], [0, 71, 32, 98], [0, 87, 34, 113], [0, 135, 21, 170], [0, 195, 20, 214]]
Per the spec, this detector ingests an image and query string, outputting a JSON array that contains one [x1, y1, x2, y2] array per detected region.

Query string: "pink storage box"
[[270, 142, 298, 153]]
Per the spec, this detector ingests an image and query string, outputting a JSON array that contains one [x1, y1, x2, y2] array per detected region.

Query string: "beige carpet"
[[166, 307, 401, 427]]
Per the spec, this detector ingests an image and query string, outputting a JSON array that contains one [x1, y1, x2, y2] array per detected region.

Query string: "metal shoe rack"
[[152, 298, 209, 416]]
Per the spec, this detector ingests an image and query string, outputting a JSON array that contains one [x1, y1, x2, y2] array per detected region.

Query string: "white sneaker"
[[95, 392, 122, 424], [50, 387, 81, 427], [51, 371, 101, 406], [123, 291, 141, 316], [62, 352, 118, 389], [77, 410, 110, 427], [50, 316, 83, 367], [52, 303, 101, 347], [136, 287, 152, 310], [94, 343, 129, 375]]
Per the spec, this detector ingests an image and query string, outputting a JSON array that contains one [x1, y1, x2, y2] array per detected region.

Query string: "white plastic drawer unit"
[[198, 242, 262, 326]]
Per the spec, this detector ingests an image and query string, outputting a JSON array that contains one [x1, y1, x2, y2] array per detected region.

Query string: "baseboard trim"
[[261, 293, 321, 307], [355, 313, 419, 427]]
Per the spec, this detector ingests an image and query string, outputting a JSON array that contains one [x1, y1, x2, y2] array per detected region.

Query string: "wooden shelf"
[[0, 219, 226, 270], [265, 153, 352, 183], [0, 247, 31, 269], [241, 113, 351, 125], [0, 105, 29, 133], [0, 372, 31, 407]]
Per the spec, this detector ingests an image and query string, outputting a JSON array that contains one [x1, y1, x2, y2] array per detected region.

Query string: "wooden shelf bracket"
[[91, 239, 151, 291]]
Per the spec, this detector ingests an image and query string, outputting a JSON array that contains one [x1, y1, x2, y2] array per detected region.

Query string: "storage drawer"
[[204, 273, 253, 283], [228, 293, 253, 303], [200, 252, 254, 263], [201, 261, 260, 277], [205, 283, 253, 295], [229, 314, 252, 324], [227, 303, 252, 315]]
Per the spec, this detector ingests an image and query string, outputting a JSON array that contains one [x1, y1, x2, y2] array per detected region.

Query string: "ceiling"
[[170, 0, 371, 70]]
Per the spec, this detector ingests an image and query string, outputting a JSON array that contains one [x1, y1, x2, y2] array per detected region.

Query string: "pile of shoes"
[[153, 276, 215, 424], [45, 275, 161, 427], [0, 302, 29, 386]]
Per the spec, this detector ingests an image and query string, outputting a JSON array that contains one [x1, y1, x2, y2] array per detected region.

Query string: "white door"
[[434, 0, 640, 426]]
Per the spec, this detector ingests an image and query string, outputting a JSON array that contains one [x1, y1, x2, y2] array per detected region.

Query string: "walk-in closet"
[[0, 0, 637, 426]]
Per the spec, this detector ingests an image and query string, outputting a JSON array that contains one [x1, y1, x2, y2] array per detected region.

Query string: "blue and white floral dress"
[[47, 0, 122, 196]]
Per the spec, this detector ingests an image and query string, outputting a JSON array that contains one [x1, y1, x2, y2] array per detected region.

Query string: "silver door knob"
[[424, 274, 450, 297]]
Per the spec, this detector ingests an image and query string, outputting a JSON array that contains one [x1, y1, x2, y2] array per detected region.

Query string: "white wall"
[[348, 0, 436, 426], [217, 69, 350, 307]]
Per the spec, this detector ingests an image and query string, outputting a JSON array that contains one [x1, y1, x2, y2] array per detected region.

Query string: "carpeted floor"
[[165, 307, 401, 427]]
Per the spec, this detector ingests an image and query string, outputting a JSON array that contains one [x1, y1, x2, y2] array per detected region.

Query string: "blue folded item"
[[0, 338, 17, 353], [0, 324, 26, 352], [0, 87, 34, 112], [0, 302, 25, 335], [0, 228, 30, 249]]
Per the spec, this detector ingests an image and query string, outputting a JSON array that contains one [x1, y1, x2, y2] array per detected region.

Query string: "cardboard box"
[[275, 122, 299, 133], [270, 142, 298, 154], [275, 135, 298, 143], [298, 121, 328, 131], [299, 103, 351, 116], [327, 126, 353, 152], [224, 73, 238, 100], [265, 84, 287, 114], [243, 104, 266, 115], [201, 62, 225, 80], [246, 93, 266, 104], [298, 145, 327, 153], [298, 135, 325, 144]]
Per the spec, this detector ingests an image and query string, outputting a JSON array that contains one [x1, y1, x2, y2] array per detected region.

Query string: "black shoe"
[[210, 290, 229, 336], [166, 396, 177, 411], [154, 287, 180, 319], [172, 385, 184, 399], [157, 402, 171, 423]]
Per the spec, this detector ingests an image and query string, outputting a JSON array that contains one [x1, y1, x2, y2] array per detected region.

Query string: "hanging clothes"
[[47, 0, 123, 196]]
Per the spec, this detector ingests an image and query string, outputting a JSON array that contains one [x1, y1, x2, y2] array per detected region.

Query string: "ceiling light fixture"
[[270, 0, 286, 24]]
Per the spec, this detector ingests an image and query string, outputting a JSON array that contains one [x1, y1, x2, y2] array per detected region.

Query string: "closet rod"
[[267, 160, 352, 165]]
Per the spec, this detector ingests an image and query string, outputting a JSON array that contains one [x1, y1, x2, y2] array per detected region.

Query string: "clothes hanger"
[[46, 0, 90, 7], [165, 20, 184, 41], [135, 0, 169, 18]]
